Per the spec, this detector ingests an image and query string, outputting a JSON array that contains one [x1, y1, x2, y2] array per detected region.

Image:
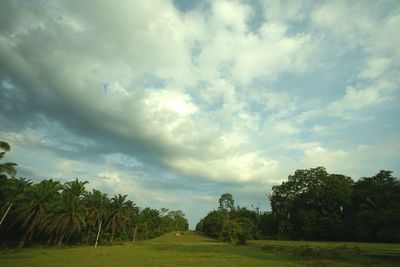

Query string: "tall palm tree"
[[16, 179, 62, 246], [0, 177, 31, 227], [139, 207, 161, 237], [42, 191, 87, 245], [0, 141, 21, 228], [107, 194, 130, 243], [0, 141, 17, 177], [42, 179, 88, 245], [64, 178, 88, 197], [83, 189, 110, 246]]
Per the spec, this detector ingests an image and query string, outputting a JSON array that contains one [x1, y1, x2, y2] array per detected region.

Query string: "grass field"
[[1, 232, 399, 267]]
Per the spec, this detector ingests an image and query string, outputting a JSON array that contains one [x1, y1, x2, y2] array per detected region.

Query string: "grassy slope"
[[0, 232, 399, 267]]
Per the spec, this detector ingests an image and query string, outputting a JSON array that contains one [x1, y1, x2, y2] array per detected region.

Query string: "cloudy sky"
[[0, 0, 399, 228]]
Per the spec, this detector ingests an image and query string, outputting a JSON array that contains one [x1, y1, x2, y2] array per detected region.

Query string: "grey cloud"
[[1, 0, 399, 188]]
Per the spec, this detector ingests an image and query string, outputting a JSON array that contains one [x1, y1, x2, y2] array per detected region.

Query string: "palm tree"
[[107, 194, 130, 243], [64, 178, 88, 197], [83, 189, 110, 247], [0, 141, 21, 228], [15, 179, 62, 247], [0, 141, 17, 177], [42, 191, 87, 245], [0, 177, 31, 227], [139, 208, 161, 237], [42, 180, 89, 245]]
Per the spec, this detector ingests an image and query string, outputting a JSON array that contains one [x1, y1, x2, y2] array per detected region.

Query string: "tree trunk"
[[0, 202, 13, 226], [94, 220, 102, 248], [132, 224, 138, 244], [18, 239, 26, 248], [110, 225, 115, 244], [24, 211, 40, 246], [58, 231, 65, 246]]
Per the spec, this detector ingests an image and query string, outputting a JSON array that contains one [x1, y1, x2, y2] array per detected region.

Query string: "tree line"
[[196, 167, 400, 244], [0, 141, 188, 247]]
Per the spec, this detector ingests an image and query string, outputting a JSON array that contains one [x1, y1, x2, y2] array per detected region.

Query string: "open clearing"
[[1, 232, 399, 267]]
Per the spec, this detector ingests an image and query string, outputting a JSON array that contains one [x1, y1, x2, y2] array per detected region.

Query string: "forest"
[[0, 141, 188, 247], [196, 167, 400, 244], [1, 140, 399, 248]]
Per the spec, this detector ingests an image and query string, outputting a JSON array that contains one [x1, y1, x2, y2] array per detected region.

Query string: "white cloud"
[[144, 90, 197, 116], [328, 86, 383, 112], [264, 92, 291, 110], [212, 0, 251, 33], [312, 0, 400, 59], [359, 58, 391, 80], [263, 0, 310, 23], [164, 152, 279, 183], [312, 0, 374, 41], [195, 22, 313, 85], [0, 0, 398, 188], [98, 171, 121, 187]]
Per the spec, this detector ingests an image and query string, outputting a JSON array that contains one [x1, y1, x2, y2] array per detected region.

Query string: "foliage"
[[0, 174, 189, 246], [0, 141, 189, 247], [0, 141, 17, 177], [197, 194, 257, 245], [198, 167, 400, 243], [268, 167, 400, 242]]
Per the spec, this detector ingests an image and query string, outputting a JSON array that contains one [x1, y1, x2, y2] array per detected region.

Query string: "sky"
[[0, 0, 399, 228]]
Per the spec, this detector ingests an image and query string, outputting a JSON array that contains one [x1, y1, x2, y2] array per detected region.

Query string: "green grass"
[[1, 232, 399, 266]]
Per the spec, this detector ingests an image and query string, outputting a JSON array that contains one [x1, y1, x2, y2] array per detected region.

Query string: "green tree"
[[16, 179, 62, 247], [199, 194, 257, 244], [219, 193, 234, 211], [64, 178, 88, 197], [137, 208, 162, 239], [352, 170, 400, 242], [166, 210, 188, 231], [0, 141, 20, 228], [42, 179, 88, 245], [83, 189, 110, 245], [0, 177, 31, 228], [200, 210, 225, 238], [42, 190, 87, 245], [0, 141, 17, 177], [107, 194, 131, 243], [269, 167, 353, 240]]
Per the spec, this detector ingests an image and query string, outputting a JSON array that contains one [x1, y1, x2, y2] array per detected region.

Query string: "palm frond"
[[0, 162, 17, 176], [0, 141, 11, 152]]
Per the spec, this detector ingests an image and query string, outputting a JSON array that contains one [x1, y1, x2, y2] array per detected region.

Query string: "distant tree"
[[198, 193, 257, 244], [138, 208, 162, 239], [166, 210, 188, 231], [351, 170, 400, 242], [258, 212, 279, 237], [269, 167, 353, 240], [0, 172, 189, 247], [83, 189, 110, 245], [201, 210, 225, 238], [195, 218, 204, 232], [219, 193, 234, 211], [107, 194, 131, 243]]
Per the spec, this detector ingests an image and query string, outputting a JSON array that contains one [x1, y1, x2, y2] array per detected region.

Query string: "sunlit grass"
[[0, 232, 399, 267]]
